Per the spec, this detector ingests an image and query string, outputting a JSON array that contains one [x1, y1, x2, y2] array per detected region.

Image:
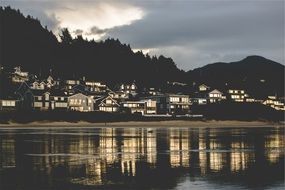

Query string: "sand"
[[0, 120, 283, 128]]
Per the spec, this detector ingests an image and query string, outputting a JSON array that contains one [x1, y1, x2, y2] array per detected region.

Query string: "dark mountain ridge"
[[187, 56, 284, 98], [0, 6, 284, 98]]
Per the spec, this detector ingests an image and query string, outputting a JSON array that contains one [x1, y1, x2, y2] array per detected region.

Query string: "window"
[[45, 93, 49, 100], [34, 102, 42, 107], [54, 97, 58, 101], [3, 101, 16, 107], [170, 97, 179, 102], [55, 102, 67, 107], [37, 96, 42, 101], [182, 97, 188, 102], [106, 107, 113, 112]]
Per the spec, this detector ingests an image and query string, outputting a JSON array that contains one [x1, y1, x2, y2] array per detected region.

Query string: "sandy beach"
[[0, 120, 283, 128]]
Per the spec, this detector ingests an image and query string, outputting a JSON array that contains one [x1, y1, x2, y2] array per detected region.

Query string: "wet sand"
[[0, 120, 283, 128]]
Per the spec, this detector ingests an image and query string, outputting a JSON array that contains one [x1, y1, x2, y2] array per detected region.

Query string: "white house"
[[85, 81, 107, 93], [11, 66, 29, 83], [167, 94, 190, 114], [198, 84, 210, 92], [68, 93, 94, 112], [263, 96, 285, 111], [208, 89, 224, 103], [120, 81, 137, 95], [228, 89, 246, 102], [98, 96, 120, 112], [122, 99, 157, 115], [30, 81, 46, 90]]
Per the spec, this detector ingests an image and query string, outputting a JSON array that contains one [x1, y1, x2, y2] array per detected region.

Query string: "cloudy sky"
[[1, 0, 284, 70]]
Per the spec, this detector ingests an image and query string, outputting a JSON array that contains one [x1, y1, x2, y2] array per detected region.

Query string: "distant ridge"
[[187, 55, 284, 98]]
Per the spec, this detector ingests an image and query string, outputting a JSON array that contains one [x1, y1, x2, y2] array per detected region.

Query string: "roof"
[[30, 89, 48, 96], [199, 84, 209, 88], [209, 89, 222, 94], [98, 96, 120, 106], [68, 92, 89, 99], [191, 92, 208, 98], [49, 89, 66, 96]]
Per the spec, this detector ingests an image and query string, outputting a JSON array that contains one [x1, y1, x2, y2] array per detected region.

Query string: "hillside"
[[0, 6, 185, 88], [187, 56, 285, 98]]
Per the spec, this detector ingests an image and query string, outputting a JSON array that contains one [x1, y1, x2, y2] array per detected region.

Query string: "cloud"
[[44, 1, 145, 40], [74, 29, 83, 36], [1, 1, 145, 40], [89, 26, 108, 35], [107, 0, 284, 69]]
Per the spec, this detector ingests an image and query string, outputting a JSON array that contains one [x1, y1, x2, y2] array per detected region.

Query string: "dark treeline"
[[0, 6, 284, 97]]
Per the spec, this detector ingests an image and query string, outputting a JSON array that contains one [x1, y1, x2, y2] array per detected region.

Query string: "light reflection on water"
[[0, 126, 284, 190]]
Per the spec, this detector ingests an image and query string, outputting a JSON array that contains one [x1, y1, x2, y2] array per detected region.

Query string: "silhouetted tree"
[[59, 28, 73, 45]]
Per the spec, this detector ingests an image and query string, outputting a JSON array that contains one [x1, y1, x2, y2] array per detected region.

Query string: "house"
[[49, 89, 68, 110], [198, 84, 210, 92], [120, 81, 138, 95], [263, 96, 285, 111], [30, 81, 46, 90], [68, 93, 94, 112], [11, 66, 29, 83], [208, 89, 225, 103], [151, 94, 190, 114], [122, 99, 157, 115], [46, 76, 58, 88], [227, 89, 246, 102], [191, 97, 208, 105], [109, 91, 129, 101], [65, 79, 81, 92], [85, 81, 107, 93], [142, 99, 157, 114], [98, 96, 120, 112], [14, 82, 33, 109], [31, 90, 51, 110], [150, 95, 168, 114], [167, 94, 190, 114], [144, 87, 162, 96]]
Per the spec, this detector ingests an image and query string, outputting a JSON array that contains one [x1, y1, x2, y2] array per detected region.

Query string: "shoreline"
[[0, 120, 284, 128]]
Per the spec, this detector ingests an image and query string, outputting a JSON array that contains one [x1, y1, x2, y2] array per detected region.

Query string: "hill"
[[187, 56, 284, 98], [0, 6, 185, 89]]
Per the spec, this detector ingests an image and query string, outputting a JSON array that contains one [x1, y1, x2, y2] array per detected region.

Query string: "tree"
[[59, 28, 73, 45]]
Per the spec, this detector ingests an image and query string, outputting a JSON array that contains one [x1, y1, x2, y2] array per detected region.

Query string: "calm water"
[[0, 126, 284, 190]]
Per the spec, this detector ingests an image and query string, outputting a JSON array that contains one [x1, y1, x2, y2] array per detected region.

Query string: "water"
[[0, 126, 284, 190]]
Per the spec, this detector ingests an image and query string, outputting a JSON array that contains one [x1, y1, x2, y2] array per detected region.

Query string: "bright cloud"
[[45, 2, 145, 40]]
